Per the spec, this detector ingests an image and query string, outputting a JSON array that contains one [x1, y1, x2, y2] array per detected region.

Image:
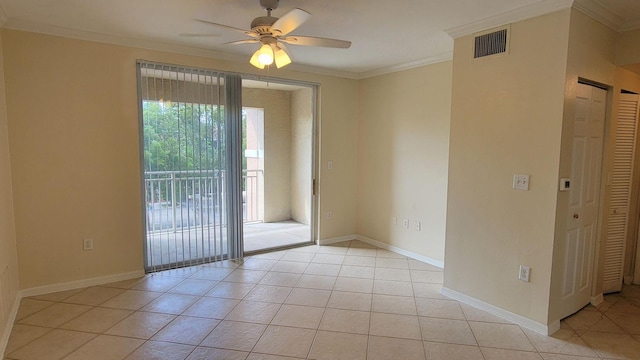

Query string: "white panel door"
[[559, 83, 607, 319]]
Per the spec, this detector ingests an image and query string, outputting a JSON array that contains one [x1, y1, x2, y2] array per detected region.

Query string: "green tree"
[[142, 100, 249, 201]]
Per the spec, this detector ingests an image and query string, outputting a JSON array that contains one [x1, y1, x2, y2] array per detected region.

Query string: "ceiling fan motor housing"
[[250, 16, 277, 34]]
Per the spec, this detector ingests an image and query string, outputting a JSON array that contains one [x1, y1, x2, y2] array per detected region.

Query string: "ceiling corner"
[[620, 19, 640, 32], [357, 52, 454, 80], [445, 0, 574, 39], [573, 0, 623, 32], [284, 63, 361, 80]]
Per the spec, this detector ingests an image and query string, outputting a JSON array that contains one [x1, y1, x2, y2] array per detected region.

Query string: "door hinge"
[[313, 179, 316, 196]]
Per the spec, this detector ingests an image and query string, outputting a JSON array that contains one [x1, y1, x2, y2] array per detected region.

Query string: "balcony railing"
[[144, 169, 263, 234]]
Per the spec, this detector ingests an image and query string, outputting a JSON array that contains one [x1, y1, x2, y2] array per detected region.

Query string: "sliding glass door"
[[241, 80, 316, 253], [138, 62, 316, 272]]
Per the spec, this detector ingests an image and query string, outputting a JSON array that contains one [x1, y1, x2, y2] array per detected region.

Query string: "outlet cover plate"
[[513, 174, 530, 191], [519, 265, 530, 282]]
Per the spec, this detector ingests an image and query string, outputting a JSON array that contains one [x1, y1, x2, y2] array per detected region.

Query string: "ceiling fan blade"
[[179, 33, 220, 37], [272, 8, 311, 36], [277, 41, 291, 53], [194, 19, 259, 38], [225, 39, 260, 45], [281, 36, 351, 48]]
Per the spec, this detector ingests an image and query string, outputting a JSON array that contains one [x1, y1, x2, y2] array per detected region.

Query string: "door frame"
[[240, 74, 320, 252]]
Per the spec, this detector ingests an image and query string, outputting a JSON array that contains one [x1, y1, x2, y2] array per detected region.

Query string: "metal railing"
[[144, 169, 263, 234]]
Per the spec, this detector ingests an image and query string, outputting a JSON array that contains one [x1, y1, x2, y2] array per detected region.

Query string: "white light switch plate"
[[513, 174, 530, 191]]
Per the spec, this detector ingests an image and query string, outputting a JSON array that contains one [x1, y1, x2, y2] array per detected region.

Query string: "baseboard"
[[20, 270, 145, 298], [318, 235, 357, 246], [590, 293, 604, 306], [2, 270, 144, 356], [355, 235, 444, 269], [441, 287, 560, 336], [0, 294, 21, 358]]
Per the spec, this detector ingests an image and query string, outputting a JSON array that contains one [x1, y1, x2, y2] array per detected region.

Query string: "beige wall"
[[2, 29, 358, 289], [357, 62, 451, 262], [0, 32, 19, 348], [445, 10, 571, 325], [616, 28, 640, 67], [317, 78, 358, 241], [291, 88, 313, 225], [243, 88, 292, 222]]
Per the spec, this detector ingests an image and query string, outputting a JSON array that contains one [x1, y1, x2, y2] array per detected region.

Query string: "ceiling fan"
[[185, 0, 352, 69]]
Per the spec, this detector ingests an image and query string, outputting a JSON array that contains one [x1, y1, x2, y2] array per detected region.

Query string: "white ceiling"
[[0, 0, 639, 78]]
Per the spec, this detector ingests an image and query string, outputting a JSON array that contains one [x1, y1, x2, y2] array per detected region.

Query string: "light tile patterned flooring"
[[4, 240, 640, 360]]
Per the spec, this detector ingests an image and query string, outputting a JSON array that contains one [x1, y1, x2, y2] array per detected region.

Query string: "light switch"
[[513, 174, 530, 191]]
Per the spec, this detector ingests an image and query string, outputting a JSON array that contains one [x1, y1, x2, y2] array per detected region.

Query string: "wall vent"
[[474, 27, 509, 58]]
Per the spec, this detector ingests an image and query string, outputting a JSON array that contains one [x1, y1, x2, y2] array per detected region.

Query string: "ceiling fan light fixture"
[[256, 43, 274, 66], [273, 47, 291, 68], [198, 0, 349, 71], [249, 51, 266, 69]]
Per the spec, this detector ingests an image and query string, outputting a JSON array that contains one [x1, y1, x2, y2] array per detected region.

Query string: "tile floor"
[[4, 240, 640, 360]]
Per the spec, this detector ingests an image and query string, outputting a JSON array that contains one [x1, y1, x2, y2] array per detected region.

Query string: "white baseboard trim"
[[2, 270, 144, 356], [20, 270, 146, 298], [591, 293, 604, 306], [441, 287, 560, 336], [318, 235, 357, 246], [355, 235, 444, 269], [1, 294, 21, 358]]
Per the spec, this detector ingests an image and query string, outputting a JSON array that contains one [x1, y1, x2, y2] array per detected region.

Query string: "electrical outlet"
[[83, 238, 94, 251], [519, 265, 530, 282], [415, 221, 421, 231], [403, 219, 409, 229], [513, 174, 530, 191], [327, 211, 332, 220], [392, 217, 398, 225]]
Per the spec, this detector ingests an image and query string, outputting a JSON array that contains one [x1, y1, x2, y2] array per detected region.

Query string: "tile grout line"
[[7, 240, 640, 360]]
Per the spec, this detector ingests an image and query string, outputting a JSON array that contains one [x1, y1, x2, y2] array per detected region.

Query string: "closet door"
[[603, 93, 639, 293]]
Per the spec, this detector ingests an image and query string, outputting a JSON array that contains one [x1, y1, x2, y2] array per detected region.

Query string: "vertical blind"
[[224, 75, 244, 259], [137, 61, 243, 272]]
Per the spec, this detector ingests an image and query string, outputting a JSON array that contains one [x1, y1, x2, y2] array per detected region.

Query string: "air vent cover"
[[474, 28, 508, 58]]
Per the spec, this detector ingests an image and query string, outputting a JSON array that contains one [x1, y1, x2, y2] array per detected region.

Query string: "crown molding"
[[1, 18, 456, 80], [1, 18, 362, 80], [573, 0, 623, 31], [4, 19, 242, 61], [357, 51, 453, 79], [621, 19, 640, 32], [445, 0, 574, 39], [284, 62, 360, 80]]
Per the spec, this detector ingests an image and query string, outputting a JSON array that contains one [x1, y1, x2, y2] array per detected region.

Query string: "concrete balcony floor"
[[146, 220, 311, 270]]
